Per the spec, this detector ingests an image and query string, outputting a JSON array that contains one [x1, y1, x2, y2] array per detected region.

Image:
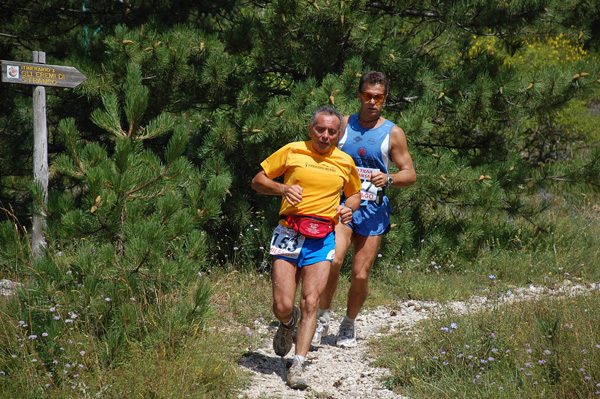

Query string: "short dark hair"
[[358, 71, 389, 95], [310, 105, 342, 131]]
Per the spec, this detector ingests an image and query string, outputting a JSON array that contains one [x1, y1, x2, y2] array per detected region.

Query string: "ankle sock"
[[317, 308, 330, 323], [342, 315, 355, 325], [283, 312, 295, 327], [293, 354, 306, 365]]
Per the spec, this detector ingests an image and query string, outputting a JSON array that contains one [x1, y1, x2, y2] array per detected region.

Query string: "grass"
[[371, 291, 600, 398], [1, 184, 600, 398]]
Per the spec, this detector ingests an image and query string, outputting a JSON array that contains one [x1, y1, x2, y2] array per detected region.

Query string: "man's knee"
[[272, 299, 293, 319], [351, 266, 372, 284]]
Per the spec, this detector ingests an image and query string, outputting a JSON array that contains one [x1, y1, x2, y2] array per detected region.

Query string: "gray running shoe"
[[273, 306, 300, 357], [336, 322, 357, 348], [287, 358, 308, 390], [311, 316, 329, 345]]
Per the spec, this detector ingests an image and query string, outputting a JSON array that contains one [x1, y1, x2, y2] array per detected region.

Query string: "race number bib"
[[270, 224, 306, 259], [356, 167, 379, 202]]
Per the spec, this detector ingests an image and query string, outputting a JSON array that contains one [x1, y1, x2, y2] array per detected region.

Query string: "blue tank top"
[[338, 114, 394, 205]]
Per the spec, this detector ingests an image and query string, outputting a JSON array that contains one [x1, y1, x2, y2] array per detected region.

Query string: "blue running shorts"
[[344, 196, 392, 236]]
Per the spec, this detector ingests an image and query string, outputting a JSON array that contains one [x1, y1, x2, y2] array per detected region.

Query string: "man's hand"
[[337, 204, 354, 225], [370, 170, 388, 188], [283, 185, 303, 206]]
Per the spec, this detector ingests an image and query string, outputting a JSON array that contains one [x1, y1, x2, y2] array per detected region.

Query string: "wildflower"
[[539, 359, 546, 364], [42, 332, 48, 337], [198, 272, 202, 277], [105, 297, 111, 302], [50, 307, 56, 312], [28, 335, 38, 340], [527, 348, 533, 354], [490, 332, 496, 338], [65, 319, 73, 323], [544, 349, 551, 355], [451, 323, 458, 329], [525, 362, 532, 367], [54, 316, 60, 320], [80, 351, 85, 356], [488, 275, 496, 280], [233, 247, 239, 251]]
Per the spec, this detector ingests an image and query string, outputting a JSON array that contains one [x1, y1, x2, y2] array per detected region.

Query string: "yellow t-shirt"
[[260, 141, 362, 223]]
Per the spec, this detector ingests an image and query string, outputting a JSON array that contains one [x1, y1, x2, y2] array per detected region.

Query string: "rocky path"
[[237, 281, 598, 399]]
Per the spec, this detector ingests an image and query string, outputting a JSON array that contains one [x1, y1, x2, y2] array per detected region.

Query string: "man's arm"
[[371, 125, 416, 188], [251, 170, 303, 206]]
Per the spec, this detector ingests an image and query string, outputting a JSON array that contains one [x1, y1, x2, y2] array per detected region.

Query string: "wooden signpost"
[[1, 51, 87, 258]]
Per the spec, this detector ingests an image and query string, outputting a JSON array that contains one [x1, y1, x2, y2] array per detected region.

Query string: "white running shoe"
[[287, 358, 308, 390], [336, 322, 357, 348], [311, 316, 329, 345]]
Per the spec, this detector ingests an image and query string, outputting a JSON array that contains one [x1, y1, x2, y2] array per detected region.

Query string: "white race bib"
[[270, 224, 306, 259], [356, 167, 379, 201]]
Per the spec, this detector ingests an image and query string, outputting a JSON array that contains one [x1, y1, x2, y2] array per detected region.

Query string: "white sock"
[[283, 312, 295, 327], [342, 315, 355, 325], [318, 308, 330, 322], [294, 354, 306, 365]]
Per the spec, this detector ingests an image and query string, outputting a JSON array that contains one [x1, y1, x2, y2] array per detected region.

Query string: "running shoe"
[[287, 358, 308, 389], [311, 316, 329, 345], [336, 321, 357, 348], [273, 306, 300, 357]]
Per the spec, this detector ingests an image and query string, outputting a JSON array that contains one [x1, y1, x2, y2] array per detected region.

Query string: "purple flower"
[[544, 349, 551, 355]]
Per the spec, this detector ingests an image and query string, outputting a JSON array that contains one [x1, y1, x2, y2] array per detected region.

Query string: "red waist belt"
[[283, 214, 334, 239]]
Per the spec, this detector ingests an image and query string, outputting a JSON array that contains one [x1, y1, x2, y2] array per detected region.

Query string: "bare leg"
[[346, 234, 382, 319], [272, 258, 301, 322], [294, 260, 331, 357], [318, 223, 353, 310]]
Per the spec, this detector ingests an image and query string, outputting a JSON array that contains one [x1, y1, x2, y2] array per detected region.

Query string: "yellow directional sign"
[[1, 60, 87, 88]]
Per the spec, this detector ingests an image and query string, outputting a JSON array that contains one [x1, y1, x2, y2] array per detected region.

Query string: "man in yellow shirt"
[[252, 105, 361, 389]]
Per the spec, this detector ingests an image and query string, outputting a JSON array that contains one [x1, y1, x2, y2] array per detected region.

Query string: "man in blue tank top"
[[313, 71, 416, 348]]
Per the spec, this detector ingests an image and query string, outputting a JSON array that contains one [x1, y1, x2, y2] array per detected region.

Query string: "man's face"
[[308, 113, 341, 154], [358, 83, 387, 118]]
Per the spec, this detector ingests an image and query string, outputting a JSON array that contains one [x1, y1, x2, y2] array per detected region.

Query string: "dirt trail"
[[236, 281, 597, 399]]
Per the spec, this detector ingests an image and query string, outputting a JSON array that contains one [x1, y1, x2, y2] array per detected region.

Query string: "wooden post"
[[31, 51, 48, 258]]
